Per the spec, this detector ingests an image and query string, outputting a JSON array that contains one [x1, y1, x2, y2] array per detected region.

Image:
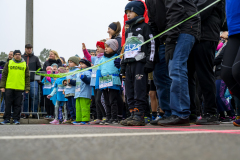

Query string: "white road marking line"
[[0, 131, 239, 140]]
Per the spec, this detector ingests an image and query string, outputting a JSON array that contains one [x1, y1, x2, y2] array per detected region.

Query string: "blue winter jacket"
[[226, 0, 240, 36], [90, 56, 103, 87], [65, 68, 79, 95], [96, 53, 121, 90], [51, 77, 68, 102], [74, 70, 92, 99]]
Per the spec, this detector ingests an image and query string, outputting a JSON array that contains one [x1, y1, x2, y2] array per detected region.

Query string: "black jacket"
[[121, 16, 155, 71], [146, 0, 201, 44], [197, 0, 222, 42], [43, 59, 62, 71], [22, 53, 42, 82]]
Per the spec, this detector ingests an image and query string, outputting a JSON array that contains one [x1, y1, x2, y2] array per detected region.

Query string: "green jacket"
[[0, 58, 30, 91]]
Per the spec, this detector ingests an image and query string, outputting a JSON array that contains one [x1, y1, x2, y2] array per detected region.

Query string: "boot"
[[127, 111, 145, 126]]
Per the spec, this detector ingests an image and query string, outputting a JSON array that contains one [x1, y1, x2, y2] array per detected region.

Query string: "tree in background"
[[0, 52, 8, 61], [38, 48, 51, 67]]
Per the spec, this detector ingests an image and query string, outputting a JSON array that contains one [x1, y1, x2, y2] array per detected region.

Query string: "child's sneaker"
[[144, 117, 151, 124], [100, 117, 107, 125], [89, 119, 101, 125], [120, 112, 134, 126], [44, 115, 49, 119], [50, 119, 59, 125], [127, 112, 146, 126], [236, 116, 240, 120], [218, 117, 225, 122], [0, 120, 11, 125], [80, 122, 89, 125], [233, 119, 240, 127], [62, 119, 68, 124], [48, 115, 54, 120], [13, 119, 20, 125], [105, 119, 118, 125], [72, 121, 81, 125], [221, 116, 235, 124]]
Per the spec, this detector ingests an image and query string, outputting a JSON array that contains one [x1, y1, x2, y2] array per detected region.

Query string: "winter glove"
[[144, 61, 154, 74], [165, 43, 176, 65], [80, 75, 85, 79], [114, 58, 121, 69]]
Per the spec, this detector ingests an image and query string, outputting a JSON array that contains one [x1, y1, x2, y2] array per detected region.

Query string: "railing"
[[0, 69, 47, 119]]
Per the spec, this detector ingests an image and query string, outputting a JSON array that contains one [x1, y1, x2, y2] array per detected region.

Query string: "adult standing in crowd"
[[107, 21, 122, 55], [22, 44, 42, 118], [43, 50, 62, 71], [60, 57, 66, 67], [6, 51, 13, 62], [146, 0, 172, 124], [0, 50, 30, 125]]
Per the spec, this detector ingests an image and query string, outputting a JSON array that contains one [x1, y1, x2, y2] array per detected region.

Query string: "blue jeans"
[[24, 81, 39, 114], [1, 91, 5, 112], [153, 45, 172, 117], [168, 33, 195, 119]]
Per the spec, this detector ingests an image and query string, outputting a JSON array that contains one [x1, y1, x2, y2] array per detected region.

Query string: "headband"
[[109, 23, 117, 31], [96, 41, 105, 49]]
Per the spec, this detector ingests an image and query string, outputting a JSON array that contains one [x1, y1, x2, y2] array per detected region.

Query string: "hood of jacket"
[[24, 52, 35, 57], [12, 58, 25, 63]]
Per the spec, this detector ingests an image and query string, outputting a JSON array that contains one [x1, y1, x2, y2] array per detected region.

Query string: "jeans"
[[168, 33, 195, 118], [1, 92, 5, 112], [153, 45, 172, 117], [24, 81, 39, 114]]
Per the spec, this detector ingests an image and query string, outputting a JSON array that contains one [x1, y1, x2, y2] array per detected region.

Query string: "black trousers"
[[44, 95, 54, 116], [221, 33, 240, 99], [125, 62, 148, 113], [94, 88, 106, 119], [102, 89, 119, 120], [188, 41, 218, 115], [3, 89, 23, 120], [90, 95, 97, 119]]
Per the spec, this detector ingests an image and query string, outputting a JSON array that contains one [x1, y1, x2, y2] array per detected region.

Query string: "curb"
[[0, 118, 49, 124]]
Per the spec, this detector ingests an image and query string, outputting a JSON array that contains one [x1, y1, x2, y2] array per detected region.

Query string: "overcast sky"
[[0, 0, 132, 61]]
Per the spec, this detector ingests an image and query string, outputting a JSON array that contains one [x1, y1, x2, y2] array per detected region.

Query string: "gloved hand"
[[80, 75, 85, 79], [165, 43, 176, 65], [114, 58, 121, 69], [144, 61, 154, 73]]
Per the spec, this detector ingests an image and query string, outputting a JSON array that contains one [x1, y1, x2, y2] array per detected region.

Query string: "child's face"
[[105, 44, 114, 54], [68, 60, 77, 67], [80, 62, 87, 69], [125, 24, 129, 31], [66, 67, 69, 72], [126, 10, 138, 20], [52, 66, 58, 72], [97, 45, 105, 53]]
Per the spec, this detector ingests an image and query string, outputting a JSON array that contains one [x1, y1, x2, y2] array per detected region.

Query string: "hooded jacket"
[[0, 58, 30, 91], [22, 52, 42, 82], [75, 70, 92, 99]]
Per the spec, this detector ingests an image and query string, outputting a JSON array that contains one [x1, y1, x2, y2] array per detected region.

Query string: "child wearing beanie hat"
[[72, 59, 92, 125], [51, 63, 58, 74], [47, 67, 68, 124], [93, 40, 122, 124], [82, 41, 107, 125], [64, 56, 80, 122], [41, 66, 55, 119], [120, 0, 155, 126]]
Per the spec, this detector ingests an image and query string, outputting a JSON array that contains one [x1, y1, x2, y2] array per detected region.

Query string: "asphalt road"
[[0, 124, 239, 160]]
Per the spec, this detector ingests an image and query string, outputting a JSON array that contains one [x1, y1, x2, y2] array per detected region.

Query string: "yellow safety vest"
[[6, 60, 26, 90]]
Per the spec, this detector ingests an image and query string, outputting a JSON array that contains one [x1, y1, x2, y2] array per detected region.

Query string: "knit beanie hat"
[[51, 63, 58, 68], [79, 59, 91, 67], [46, 66, 53, 71], [68, 56, 80, 65], [58, 67, 67, 73], [105, 39, 119, 52], [125, 1, 145, 16], [13, 50, 21, 55]]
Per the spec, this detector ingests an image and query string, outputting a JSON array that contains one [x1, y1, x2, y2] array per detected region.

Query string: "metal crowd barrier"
[[0, 69, 47, 119]]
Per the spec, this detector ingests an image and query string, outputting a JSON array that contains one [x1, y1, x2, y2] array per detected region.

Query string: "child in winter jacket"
[[72, 59, 92, 125], [82, 41, 107, 124], [47, 67, 68, 124], [64, 56, 79, 122], [120, 1, 155, 126], [96, 39, 122, 124], [41, 66, 55, 119]]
